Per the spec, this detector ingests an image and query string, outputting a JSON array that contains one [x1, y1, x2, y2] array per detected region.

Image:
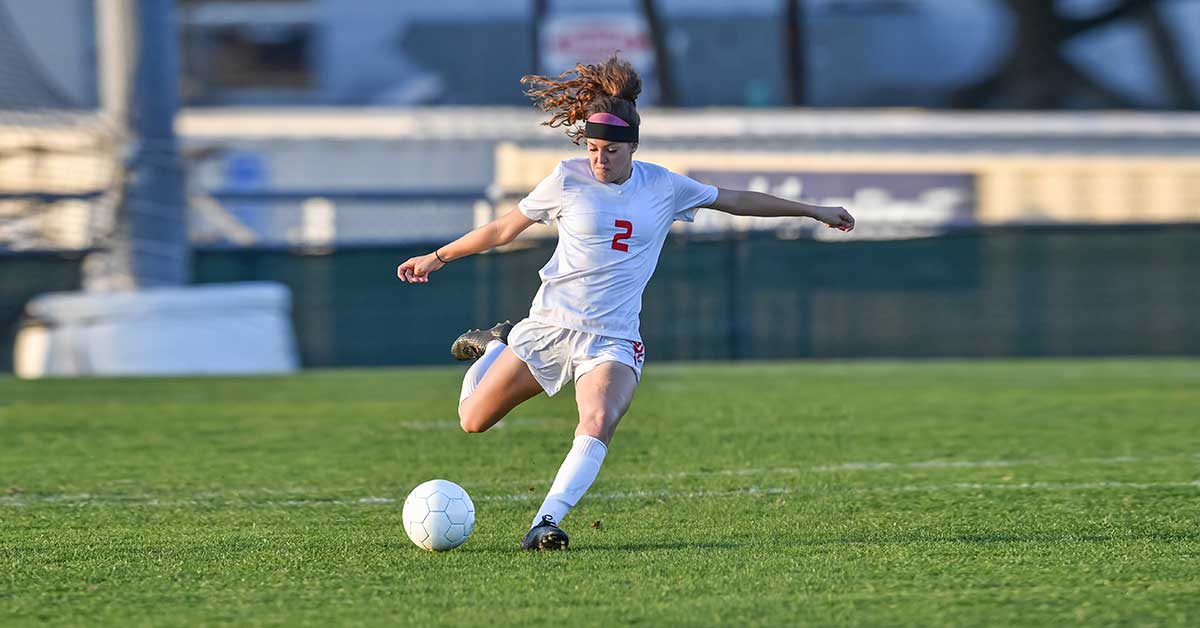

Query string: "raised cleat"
[[450, 320, 514, 361], [521, 515, 569, 551]]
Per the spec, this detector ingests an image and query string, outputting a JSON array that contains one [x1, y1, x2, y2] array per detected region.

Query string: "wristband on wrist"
[[434, 249, 449, 264]]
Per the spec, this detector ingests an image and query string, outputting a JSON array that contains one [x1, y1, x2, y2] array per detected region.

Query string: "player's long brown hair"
[[521, 54, 641, 144]]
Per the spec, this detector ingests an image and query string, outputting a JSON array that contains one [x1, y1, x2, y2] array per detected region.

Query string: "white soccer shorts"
[[506, 318, 644, 397]]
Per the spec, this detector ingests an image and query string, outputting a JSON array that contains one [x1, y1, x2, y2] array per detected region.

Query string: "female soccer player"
[[397, 55, 854, 551]]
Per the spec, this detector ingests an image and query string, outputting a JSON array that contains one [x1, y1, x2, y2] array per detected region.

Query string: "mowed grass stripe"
[[3, 450, 1195, 506], [3, 480, 1198, 509]]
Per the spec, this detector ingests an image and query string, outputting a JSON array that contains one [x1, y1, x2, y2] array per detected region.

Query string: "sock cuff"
[[573, 434, 608, 457]]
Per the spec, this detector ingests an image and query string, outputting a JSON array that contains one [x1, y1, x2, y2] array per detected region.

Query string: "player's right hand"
[[396, 253, 444, 283]]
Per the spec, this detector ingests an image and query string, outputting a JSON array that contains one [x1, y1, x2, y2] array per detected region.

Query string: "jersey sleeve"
[[517, 162, 565, 224], [668, 171, 719, 223]]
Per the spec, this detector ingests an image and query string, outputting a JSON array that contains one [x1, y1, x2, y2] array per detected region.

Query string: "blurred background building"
[[2, 0, 1198, 375], [12, 0, 1200, 109]]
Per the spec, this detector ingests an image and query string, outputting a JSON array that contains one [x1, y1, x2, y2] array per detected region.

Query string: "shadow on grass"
[[579, 541, 741, 552]]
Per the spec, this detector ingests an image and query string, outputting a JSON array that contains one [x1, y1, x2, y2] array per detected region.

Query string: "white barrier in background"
[[14, 282, 299, 378], [177, 108, 1200, 141]]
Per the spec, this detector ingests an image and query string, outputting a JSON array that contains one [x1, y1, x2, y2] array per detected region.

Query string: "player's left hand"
[[814, 206, 855, 232]]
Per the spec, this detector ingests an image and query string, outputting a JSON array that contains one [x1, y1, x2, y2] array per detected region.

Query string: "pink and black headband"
[[584, 112, 638, 143]]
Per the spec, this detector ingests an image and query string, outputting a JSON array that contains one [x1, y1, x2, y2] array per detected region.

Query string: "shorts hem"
[[574, 356, 642, 384]]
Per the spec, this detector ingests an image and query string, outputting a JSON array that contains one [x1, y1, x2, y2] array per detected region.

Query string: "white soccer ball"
[[402, 479, 476, 551]]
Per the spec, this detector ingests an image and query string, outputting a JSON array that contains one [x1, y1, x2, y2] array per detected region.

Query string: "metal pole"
[[784, 0, 805, 106], [531, 0, 547, 76], [126, 0, 189, 286], [95, 0, 133, 125], [640, 0, 676, 106]]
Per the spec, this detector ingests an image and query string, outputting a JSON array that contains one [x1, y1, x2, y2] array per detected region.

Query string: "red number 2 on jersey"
[[611, 219, 633, 252]]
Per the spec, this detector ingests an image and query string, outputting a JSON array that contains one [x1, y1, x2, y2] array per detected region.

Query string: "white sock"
[[459, 340, 505, 404], [532, 434, 608, 528]]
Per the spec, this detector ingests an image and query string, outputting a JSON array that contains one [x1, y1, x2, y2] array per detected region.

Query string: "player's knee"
[[577, 407, 615, 438], [458, 402, 490, 433], [459, 415, 488, 433]]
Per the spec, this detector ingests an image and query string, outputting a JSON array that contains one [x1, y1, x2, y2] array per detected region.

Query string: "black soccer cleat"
[[450, 320, 514, 361], [521, 515, 569, 551]]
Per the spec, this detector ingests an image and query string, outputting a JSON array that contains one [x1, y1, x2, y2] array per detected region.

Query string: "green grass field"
[[2, 359, 1197, 627]]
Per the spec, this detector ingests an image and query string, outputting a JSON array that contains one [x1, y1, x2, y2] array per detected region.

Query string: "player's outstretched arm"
[[709, 188, 855, 232], [396, 208, 538, 283]]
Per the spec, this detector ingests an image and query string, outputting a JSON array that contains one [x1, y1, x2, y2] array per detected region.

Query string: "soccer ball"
[[402, 479, 476, 551]]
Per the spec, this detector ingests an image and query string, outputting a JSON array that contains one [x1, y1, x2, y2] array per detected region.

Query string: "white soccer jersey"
[[517, 158, 718, 342]]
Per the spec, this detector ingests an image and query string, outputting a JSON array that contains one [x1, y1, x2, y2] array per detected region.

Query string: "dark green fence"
[[0, 252, 85, 372], [195, 226, 1200, 366], [3, 226, 1197, 373]]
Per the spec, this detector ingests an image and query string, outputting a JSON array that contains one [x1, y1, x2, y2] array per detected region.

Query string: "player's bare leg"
[[458, 347, 543, 433], [523, 361, 637, 551], [573, 361, 637, 445]]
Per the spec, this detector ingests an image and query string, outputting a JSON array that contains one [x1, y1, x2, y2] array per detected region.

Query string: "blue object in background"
[[222, 151, 271, 239]]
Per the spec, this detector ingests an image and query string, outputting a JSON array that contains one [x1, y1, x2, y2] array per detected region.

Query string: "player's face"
[[586, 139, 636, 184]]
